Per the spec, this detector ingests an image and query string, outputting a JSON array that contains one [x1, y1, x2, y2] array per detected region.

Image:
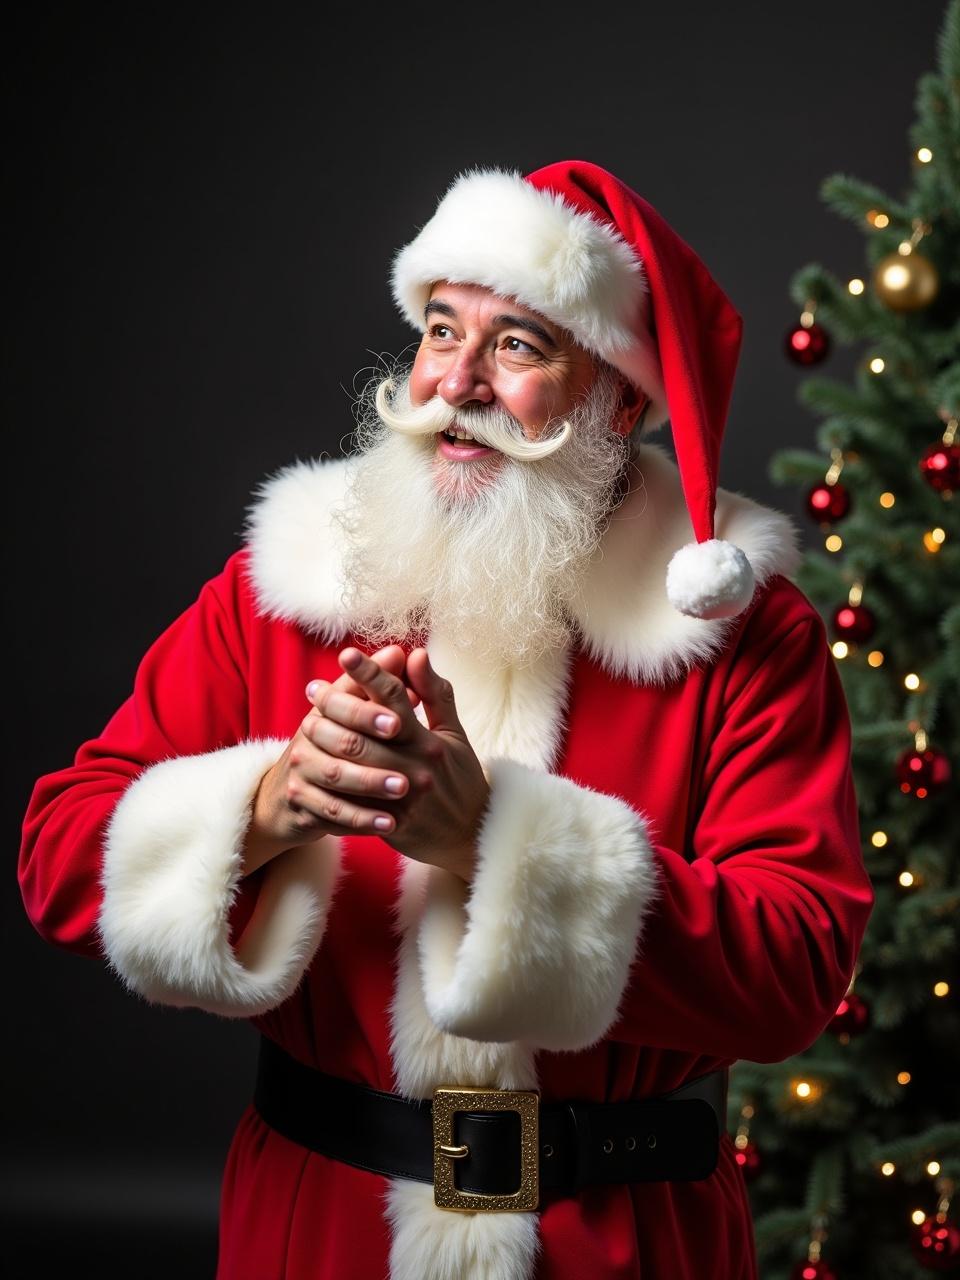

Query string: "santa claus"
[[19, 160, 875, 1280]]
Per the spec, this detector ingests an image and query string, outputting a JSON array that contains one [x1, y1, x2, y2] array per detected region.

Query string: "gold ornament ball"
[[873, 251, 939, 311]]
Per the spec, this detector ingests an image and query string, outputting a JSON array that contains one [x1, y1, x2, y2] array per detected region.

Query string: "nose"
[[436, 343, 495, 408]]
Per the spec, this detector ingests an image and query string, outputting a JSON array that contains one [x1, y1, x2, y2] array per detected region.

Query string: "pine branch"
[[805, 1144, 847, 1216], [752, 1207, 813, 1259], [818, 173, 911, 233]]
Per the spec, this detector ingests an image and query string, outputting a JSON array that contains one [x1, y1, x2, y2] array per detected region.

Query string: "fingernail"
[[305, 680, 320, 699], [374, 816, 393, 831], [384, 776, 405, 794], [375, 714, 396, 734]]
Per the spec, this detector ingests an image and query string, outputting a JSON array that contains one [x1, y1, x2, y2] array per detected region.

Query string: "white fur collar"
[[242, 440, 801, 688]]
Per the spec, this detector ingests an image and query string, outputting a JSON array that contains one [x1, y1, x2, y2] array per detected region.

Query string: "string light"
[[899, 871, 915, 887], [791, 1079, 823, 1102], [866, 209, 890, 227], [825, 534, 843, 552], [912, 1209, 928, 1225], [904, 673, 922, 690], [879, 491, 896, 507], [882, 1162, 897, 1176], [924, 527, 946, 552], [916, 147, 933, 163], [869, 357, 886, 373], [832, 641, 849, 659], [871, 831, 888, 847], [897, 1071, 912, 1085], [848, 278, 865, 295], [928, 1162, 942, 1176], [867, 651, 884, 667], [933, 982, 950, 997]]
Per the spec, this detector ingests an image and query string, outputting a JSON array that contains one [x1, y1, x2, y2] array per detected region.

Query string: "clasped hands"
[[250, 644, 490, 884]]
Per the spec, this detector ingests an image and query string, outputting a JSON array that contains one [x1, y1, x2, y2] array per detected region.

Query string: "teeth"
[[448, 427, 478, 442]]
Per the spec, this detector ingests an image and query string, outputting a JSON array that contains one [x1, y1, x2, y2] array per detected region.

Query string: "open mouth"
[[441, 429, 484, 446]]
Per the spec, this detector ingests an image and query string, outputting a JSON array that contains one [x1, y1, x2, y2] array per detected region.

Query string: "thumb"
[[406, 648, 462, 735]]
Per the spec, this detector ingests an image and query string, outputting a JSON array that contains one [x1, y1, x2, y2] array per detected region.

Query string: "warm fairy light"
[[867, 651, 885, 667], [879, 491, 896, 507], [734, 1133, 749, 1149], [869, 357, 886, 373], [917, 147, 933, 163], [898, 1071, 912, 1085], [934, 982, 949, 997], [874, 212, 890, 227], [799, 309, 816, 327], [912, 1209, 928, 1225], [931, 527, 946, 544], [848, 278, 865, 295], [792, 1080, 823, 1102], [898, 241, 914, 255], [904, 673, 921, 690], [899, 871, 915, 887], [923, 530, 943, 553], [825, 534, 843, 552], [928, 1161, 941, 1176], [882, 1162, 896, 1176], [741, 1104, 754, 1119], [832, 641, 849, 659], [871, 830, 888, 847]]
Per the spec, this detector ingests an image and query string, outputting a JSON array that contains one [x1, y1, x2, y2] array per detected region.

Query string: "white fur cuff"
[[417, 760, 660, 1050], [97, 738, 341, 1017]]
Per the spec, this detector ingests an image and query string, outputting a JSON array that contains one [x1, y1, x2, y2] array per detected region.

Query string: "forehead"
[[427, 280, 565, 339]]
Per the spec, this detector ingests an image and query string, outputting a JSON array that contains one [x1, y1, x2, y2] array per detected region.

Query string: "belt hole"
[[625, 1136, 636, 1151], [646, 1133, 657, 1149], [541, 1143, 554, 1159], [602, 1138, 614, 1154]]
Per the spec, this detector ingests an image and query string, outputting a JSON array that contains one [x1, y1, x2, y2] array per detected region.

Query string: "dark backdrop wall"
[[5, 4, 946, 1275]]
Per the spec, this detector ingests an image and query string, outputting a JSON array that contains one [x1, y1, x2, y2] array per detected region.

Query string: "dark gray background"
[[6, 4, 948, 1274]]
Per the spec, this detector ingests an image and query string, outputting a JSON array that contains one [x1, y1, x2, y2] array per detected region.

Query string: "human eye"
[[503, 335, 541, 356], [427, 323, 456, 341]]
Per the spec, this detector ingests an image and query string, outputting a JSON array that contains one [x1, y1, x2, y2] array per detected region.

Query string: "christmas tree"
[[727, 3, 960, 1276]]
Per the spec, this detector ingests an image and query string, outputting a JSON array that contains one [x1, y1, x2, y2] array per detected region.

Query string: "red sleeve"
[[608, 604, 876, 1062], [18, 549, 262, 957]]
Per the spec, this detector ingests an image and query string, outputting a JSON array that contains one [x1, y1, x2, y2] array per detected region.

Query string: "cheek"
[[408, 353, 445, 405]]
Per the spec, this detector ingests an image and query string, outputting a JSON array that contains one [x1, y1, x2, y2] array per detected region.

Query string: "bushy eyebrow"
[[423, 299, 558, 350]]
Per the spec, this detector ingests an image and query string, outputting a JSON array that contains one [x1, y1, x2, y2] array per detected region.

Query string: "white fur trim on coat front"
[[385, 1179, 540, 1280], [416, 758, 661, 1050], [97, 738, 341, 1017]]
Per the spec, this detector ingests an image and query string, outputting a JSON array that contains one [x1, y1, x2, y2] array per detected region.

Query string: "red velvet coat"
[[20, 441, 875, 1280]]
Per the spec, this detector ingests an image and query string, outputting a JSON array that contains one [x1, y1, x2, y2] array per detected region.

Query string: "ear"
[[611, 376, 649, 435]]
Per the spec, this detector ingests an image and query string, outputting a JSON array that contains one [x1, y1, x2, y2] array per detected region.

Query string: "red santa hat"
[[390, 159, 756, 621]]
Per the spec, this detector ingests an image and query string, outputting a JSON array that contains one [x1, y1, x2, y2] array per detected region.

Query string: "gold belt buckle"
[[432, 1086, 540, 1212]]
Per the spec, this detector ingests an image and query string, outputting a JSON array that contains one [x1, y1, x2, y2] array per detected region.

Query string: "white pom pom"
[[665, 539, 756, 620]]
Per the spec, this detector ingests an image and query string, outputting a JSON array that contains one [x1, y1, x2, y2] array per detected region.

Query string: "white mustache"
[[373, 378, 572, 461]]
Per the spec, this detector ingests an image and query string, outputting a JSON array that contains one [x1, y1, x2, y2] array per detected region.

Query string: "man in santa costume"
[[20, 160, 875, 1279]]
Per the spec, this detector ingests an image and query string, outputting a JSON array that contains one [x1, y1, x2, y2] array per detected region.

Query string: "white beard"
[[329, 364, 631, 668]]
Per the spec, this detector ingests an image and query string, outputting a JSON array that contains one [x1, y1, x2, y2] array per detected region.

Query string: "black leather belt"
[[254, 1036, 727, 1211]]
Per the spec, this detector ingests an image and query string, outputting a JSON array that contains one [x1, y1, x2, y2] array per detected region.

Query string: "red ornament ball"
[[828, 992, 870, 1037], [805, 481, 851, 524], [919, 442, 960, 494], [895, 745, 952, 798], [831, 603, 876, 644], [785, 322, 831, 366], [733, 1138, 762, 1181], [910, 1213, 960, 1270], [790, 1260, 838, 1280]]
